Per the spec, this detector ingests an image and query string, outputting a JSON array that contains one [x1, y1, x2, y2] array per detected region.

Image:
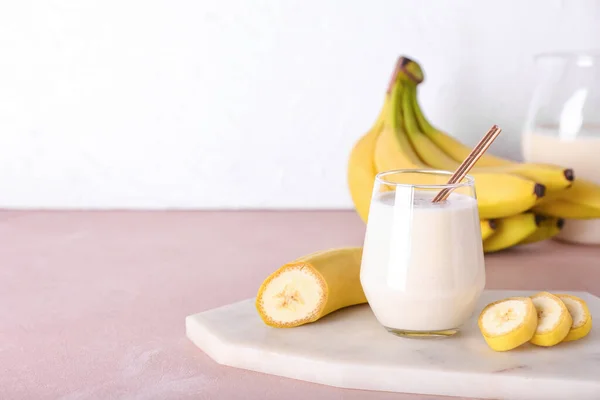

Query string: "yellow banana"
[[558, 179, 600, 210], [533, 198, 600, 219], [347, 99, 388, 223], [402, 83, 573, 193], [480, 219, 496, 241], [473, 173, 544, 219], [521, 217, 564, 245], [533, 177, 600, 219], [256, 247, 365, 328], [483, 213, 539, 253]]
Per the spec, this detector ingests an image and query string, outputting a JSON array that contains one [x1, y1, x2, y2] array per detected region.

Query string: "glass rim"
[[534, 50, 600, 61], [375, 169, 475, 189]]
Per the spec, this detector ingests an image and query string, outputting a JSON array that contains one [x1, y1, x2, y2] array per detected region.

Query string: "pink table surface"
[[2, 210, 600, 400]]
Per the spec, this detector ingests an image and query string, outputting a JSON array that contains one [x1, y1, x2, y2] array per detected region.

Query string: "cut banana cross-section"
[[261, 266, 323, 323], [478, 297, 537, 351], [556, 294, 593, 342], [530, 292, 573, 347], [256, 247, 365, 328]]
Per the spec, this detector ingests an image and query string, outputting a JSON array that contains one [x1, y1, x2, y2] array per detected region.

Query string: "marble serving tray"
[[186, 290, 600, 400]]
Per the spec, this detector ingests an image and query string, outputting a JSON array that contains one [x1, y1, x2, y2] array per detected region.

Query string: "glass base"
[[384, 326, 458, 338]]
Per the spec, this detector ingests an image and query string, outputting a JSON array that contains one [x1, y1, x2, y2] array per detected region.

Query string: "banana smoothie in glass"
[[360, 170, 486, 337]]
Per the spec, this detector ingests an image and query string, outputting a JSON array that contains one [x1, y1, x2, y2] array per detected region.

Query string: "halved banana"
[[556, 294, 593, 342], [478, 297, 537, 351], [256, 247, 365, 328], [530, 292, 572, 346]]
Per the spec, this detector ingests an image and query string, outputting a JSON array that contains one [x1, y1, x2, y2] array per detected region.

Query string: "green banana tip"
[[386, 56, 423, 94], [397, 56, 424, 84]]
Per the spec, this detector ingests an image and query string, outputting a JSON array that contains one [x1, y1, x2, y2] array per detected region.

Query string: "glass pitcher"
[[522, 52, 600, 244]]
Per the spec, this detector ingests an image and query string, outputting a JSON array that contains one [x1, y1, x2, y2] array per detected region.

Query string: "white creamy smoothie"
[[523, 126, 600, 244], [360, 189, 485, 332]]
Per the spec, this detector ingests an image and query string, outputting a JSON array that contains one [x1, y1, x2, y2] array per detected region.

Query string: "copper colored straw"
[[432, 125, 502, 203]]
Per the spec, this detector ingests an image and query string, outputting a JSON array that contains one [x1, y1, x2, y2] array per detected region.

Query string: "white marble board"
[[186, 290, 600, 399]]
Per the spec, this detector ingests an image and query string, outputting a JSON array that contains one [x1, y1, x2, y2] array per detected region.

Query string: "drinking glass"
[[360, 170, 486, 337]]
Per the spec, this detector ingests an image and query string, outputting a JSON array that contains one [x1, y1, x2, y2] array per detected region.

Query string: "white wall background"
[[1, 0, 599, 209]]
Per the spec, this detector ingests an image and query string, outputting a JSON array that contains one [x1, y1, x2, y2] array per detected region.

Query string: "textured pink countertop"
[[2, 210, 600, 400]]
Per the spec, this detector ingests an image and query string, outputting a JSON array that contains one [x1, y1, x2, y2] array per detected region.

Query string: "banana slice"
[[556, 294, 593, 342], [478, 297, 537, 351], [530, 292, 572, 346]]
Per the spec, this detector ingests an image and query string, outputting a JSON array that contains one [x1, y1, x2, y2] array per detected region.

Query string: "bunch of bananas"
[[348, 56, 600, 252]]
